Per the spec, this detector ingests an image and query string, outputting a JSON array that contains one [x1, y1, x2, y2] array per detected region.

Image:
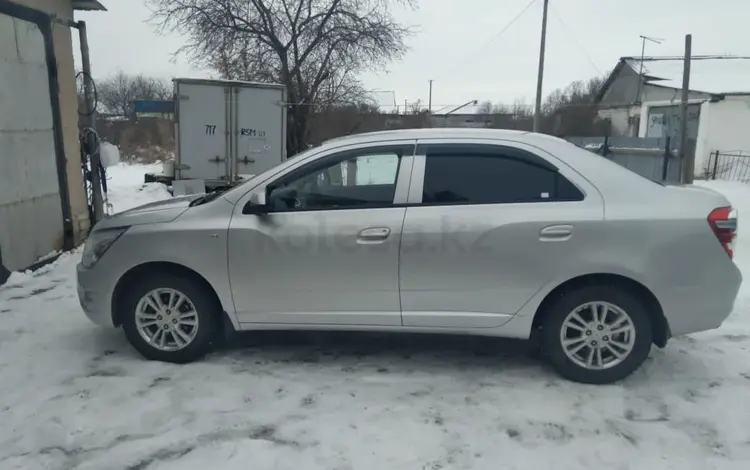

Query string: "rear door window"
[[421, 146, 584, 205]]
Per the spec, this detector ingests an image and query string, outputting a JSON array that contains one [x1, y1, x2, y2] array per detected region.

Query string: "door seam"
[[397, 147, 418, 326]]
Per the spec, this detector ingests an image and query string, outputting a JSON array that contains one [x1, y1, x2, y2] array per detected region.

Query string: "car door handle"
[[357, 227, 391, 242], [540, 224, 574, 241]]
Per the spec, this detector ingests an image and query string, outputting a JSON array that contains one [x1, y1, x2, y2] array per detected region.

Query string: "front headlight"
[[81, 227, 128, 268]]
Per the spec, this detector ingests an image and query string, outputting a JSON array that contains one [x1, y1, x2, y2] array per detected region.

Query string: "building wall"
[[0, 8, 65, 271], [596, 106, 639, 136], [0, 0, 90, 276], [10, 0, 89, 243], [694, 96, 750, 175]]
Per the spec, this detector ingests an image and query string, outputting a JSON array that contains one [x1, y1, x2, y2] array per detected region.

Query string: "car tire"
[[121, 272, 220, 363], [541, 285, 653, 384]]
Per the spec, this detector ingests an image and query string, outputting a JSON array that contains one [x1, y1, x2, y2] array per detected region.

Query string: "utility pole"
[[78, 21, 104, 223], [428, 80, 433, 113], [679, 34, 693, 184], [533, 0, 549, 133], [634, 35, 663, 103]]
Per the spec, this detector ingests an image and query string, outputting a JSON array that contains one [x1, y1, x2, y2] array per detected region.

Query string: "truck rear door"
[[233, 85, 286, 179], [176, 81, 229, 181]]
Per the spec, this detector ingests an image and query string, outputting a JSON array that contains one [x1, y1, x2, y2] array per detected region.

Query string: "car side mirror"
[[242, 191, 269, 215]]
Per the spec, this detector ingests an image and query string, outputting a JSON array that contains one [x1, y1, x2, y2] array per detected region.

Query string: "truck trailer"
[[147, 78, 287, 194]]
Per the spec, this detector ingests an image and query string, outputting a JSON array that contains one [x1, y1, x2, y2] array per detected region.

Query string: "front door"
[[228, 142, 415, 326]]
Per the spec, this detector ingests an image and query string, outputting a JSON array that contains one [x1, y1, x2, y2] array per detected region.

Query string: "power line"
[[440, 0, 538, 80], [548, 1, 604, 77]]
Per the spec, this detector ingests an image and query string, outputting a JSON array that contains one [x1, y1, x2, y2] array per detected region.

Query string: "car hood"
[[94, 195, 199, 229]]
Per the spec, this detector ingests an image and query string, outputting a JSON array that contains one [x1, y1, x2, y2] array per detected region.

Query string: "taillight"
[[707, 206, 738, 258]]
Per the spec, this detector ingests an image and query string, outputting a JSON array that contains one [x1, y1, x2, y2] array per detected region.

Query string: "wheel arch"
[[111, 261, 225, 329], [532, 273, 670, 347]]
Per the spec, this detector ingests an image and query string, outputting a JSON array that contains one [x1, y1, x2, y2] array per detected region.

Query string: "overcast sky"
[[73, 0, 750, 111]]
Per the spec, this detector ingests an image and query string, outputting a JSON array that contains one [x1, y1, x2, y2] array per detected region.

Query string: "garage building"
[[0, 0, 105, 283]]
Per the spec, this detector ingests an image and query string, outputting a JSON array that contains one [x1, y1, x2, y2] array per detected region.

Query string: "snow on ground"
[[104, 162, 171, 213], [1, 167, 750, 470]]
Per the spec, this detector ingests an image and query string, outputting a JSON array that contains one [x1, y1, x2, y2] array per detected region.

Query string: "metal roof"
[[172, 78, 285, 90], [72, 0, 106, 11], [622, 57, 750, 94], [597, 56, 750, 102]]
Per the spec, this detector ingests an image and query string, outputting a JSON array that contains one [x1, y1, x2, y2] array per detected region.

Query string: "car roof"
[[317, 128, 665, 202], [322, 128, 531, 146]]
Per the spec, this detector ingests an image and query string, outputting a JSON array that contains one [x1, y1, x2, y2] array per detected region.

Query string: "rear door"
[[399, 139, 603, 328], [176, 81, 229, 180]]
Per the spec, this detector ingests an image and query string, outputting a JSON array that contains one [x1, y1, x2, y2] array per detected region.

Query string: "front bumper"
[[76, 263, 116, 328]]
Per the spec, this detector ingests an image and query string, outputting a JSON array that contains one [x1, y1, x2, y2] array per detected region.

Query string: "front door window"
[[267, 151, 401, 211]]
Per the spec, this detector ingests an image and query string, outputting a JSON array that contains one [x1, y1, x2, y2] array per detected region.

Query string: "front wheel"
[[541, 286, 653, 384], [121, 273, 220, 363]]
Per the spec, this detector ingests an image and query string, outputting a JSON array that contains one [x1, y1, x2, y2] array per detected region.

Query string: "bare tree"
[[97, 70, 173, 116], [510, 99, 532, 120], [476, 100, 493, 114], [542, 76, 606, 115], [148, 0, 414, 155], [475, 100, 512, 115], [541, 75, 608, 136]]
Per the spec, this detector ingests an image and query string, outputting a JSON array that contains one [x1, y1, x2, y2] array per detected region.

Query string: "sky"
[[73, 0, 750, 112]]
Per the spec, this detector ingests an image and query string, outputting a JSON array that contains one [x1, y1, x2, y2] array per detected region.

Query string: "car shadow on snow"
[[218, 331, 717, 388], [221, 330, 548, 375], [81, 327, 714, 387]]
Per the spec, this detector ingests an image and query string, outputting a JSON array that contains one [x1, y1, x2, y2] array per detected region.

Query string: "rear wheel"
[[121, 273, 220, 363], [541, 286, 653, 384]]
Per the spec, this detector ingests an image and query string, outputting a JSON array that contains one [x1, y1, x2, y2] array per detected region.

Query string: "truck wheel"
[[121, 273, 220, 363], [541, 286, 653, 384]]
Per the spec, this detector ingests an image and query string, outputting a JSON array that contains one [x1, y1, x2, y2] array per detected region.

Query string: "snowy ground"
[[1, 166, 750, 470]]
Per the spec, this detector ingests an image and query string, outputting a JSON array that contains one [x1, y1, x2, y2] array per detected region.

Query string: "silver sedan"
[[77, 129, 742, 384]]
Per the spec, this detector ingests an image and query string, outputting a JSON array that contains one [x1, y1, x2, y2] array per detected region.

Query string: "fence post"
[[602, 134, 610, 158], [661, 136, 671, 181], [711, 151, 720, 180]]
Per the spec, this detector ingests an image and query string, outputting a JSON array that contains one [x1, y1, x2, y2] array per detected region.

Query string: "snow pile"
[[103, 162, 171, 213], [1, 165, 750, 469], [99, 141, 121, 168]]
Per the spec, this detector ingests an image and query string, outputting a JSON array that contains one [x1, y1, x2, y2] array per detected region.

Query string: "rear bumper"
[[661, 262, 743, 337]]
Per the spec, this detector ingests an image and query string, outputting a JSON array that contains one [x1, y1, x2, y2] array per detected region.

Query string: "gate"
[[0, 1, 72, 281], [707, 151, 750, 183], [567, 136, 682, 183]]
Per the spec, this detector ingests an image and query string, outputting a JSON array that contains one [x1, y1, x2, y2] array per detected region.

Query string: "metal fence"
[[706, 152, 750, 183], [567, 136, 682, 183]]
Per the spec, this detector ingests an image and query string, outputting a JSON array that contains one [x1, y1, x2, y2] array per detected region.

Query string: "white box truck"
[[166, 78, 287, 193]]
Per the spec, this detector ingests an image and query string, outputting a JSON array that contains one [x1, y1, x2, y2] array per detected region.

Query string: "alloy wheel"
[[134, 288, 200, 351], [559, 301, 636, 370]]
